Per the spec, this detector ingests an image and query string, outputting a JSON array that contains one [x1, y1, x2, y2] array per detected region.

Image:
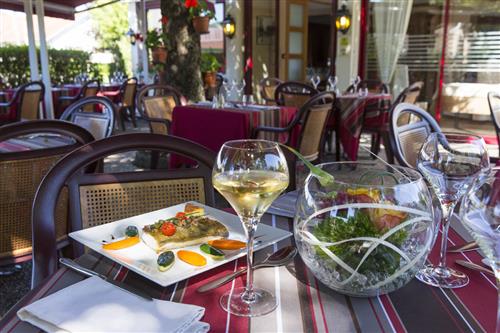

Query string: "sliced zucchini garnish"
[[200, 243, 225, 260], [157, 251, 175, 271]]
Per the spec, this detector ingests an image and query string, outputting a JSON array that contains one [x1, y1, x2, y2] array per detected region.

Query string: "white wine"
[[213, 170, 289, 220]]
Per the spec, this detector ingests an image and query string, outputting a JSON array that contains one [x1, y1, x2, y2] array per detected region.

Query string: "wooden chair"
[[0, 120, 94, 271], [389, 103, 441, 168], [259, 77, 282, 105], [274, 81, 318, 108], [31, 133, 216, 287], [392, 81, 424, 126], [0, 81, 45, 123], [488, 91, 500, 157], [116, 77, 138, 130], [58, 79, 100, 112], [60, 96, 116, 140], [253, 91, 335, 162], [136, 84, 185, 136]]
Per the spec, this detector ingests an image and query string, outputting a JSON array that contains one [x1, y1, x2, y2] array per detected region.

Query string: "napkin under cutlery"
[[267, 191, 298, 218], [18, 276, 209, 333]]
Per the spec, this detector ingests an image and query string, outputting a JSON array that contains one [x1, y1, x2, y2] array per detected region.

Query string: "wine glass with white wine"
[[212, 140, 289, 317], [460, 167, 500, 331]]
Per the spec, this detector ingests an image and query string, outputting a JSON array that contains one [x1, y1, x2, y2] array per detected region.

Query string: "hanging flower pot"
[[193, 16, 210, 34], [152, 46, 168, 63]]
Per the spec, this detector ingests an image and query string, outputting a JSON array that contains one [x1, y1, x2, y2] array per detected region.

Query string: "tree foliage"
[[0, 44, 99, 87], [90, 0, 131, 76]]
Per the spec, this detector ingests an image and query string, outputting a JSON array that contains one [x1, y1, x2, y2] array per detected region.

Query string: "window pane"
[[290, 4, 304, 28], [288, 59, 303, 81], [289, 32, 303, 54]]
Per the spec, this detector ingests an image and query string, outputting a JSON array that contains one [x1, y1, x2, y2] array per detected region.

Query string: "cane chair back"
[[120, 77, 138, 108], [81, 80, 100, 112], [137, 84, 183, 135], [2, 81, 45, 121], [60, 96, 116, 140], [394, 82, 424, 126], [0, 120, 94, 265], [389, 103, 441, 168], [259, 78, 282, 104], [32, 133, 216, 287], [297, 92, 335, 161], [275, 81, 318, 108], [488, 92, 500, 157]]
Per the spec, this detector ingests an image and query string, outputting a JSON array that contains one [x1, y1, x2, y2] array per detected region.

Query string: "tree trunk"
[[160, 0, 204, 101]]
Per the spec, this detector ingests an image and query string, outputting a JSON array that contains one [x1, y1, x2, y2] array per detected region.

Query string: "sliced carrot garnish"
[[207, 239, 246, 250], [177, 250, 207, 266], [102, 236, 140, 250]]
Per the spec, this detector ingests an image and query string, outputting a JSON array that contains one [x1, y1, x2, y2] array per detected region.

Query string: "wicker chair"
[[116, 77, 138, 130], [488, 92, 500, 157], [31, 133, 216, 287], [274, 81, 319, 108], [0, 81, 45, 123], [60, 96, 116, 140], [253, 91, 335, 162], [136, 84, 185, 136], [389, 103, 441, 168], [259, 77, 283, 105], [0, 120, 94, 271], [58, 79, 101, 112]]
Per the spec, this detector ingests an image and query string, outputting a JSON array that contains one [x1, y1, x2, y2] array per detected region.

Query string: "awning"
[[0, 0, 93, 20]]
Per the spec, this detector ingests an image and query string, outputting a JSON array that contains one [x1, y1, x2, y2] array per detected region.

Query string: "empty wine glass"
[[310, 75, 321, 90], [460, 167, 500, 332], [416, 132, 490, 288], [234, 79, 246, 102], [352, 76, 361, 93], [327, 76, 337, 92], [213, 140, 289, 316]]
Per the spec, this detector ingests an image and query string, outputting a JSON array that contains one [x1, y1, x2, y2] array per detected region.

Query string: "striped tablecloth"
[[0, 213, 495, 333]]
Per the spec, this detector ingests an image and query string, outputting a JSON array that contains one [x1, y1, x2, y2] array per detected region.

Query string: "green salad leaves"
[[313, 211, 407, 276]]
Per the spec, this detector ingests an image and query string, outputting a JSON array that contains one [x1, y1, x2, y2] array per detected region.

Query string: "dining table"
[[0, 134, 75, 153], [170, 103, 299, 167], [335, 93, 392, 161], [0, 205, 495, 333]]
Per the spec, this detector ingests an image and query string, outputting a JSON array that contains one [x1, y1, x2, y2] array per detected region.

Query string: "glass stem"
[[438, 202, 455, 269], [242, 217, 258, 303]]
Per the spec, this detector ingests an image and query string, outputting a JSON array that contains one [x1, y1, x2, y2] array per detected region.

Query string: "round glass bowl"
[[294, 162, 437, 297]]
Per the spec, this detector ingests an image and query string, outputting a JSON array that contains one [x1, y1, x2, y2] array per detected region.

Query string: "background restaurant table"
[[170, 104, 299, 167], [336, 93, 392, 161], [0, 210, 495, 333], [0, 134, 75, 153]]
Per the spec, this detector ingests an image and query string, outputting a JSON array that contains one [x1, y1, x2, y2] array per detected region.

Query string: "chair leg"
[[119, 108, 126, 131], [370, 133, 381, 157], [381, 131, 394, 164], [151, 151, 160, 169], [335, 130, 341, 161], [129, 107, 137, 128]]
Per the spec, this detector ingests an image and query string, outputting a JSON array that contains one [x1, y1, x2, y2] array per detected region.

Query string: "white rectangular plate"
[[69, 202, 292, 287]]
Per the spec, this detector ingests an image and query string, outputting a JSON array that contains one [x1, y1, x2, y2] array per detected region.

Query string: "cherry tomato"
[[161, 222, 176, 236], [175, 212, 187, 220]]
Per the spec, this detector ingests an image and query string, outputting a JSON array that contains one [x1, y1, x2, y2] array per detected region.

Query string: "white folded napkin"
[[18, 276, 209, 333]]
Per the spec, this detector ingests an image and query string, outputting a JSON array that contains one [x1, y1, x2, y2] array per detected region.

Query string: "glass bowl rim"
[[308, 161, 425, 188], [221, 139, 281, 151], [429, 131, 486, 143]]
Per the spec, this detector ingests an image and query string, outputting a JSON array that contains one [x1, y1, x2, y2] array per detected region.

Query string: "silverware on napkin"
[[59, 258, 153, 301], [455, 260, 495, 277], [447, 241, 479, 253]]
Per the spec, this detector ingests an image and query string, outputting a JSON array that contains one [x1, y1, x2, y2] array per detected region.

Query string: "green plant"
[[146, 29, 167, 50], [0, 44, 100, 87], [200, 53, 220, 73], [185, 0, 215, 19]]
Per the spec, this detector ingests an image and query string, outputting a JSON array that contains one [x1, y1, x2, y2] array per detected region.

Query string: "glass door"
[[284, 0, 308, 81]]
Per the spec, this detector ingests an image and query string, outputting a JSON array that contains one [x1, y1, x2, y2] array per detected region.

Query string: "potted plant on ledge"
[[200, 53, 221, 88], [185, 0, 215, 34], [146, 28, 168, 64]]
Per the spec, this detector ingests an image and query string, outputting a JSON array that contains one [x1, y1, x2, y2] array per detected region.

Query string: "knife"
[[455, 260, 495, 277], [447, 241, 478, 253], [59, 258, 153, 301]]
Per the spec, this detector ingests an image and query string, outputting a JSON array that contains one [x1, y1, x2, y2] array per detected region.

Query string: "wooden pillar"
[[435, 0, 451, 123], [243, 0, 252, 95], [358, 0, 369, 79]]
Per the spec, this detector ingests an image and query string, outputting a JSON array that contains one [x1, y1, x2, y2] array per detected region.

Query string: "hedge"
[[0, 45, 100, 88]]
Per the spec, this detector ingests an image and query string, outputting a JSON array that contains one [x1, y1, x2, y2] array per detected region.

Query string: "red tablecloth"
[[170, 104, 298, 167], [336, 93, 392, 161]]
